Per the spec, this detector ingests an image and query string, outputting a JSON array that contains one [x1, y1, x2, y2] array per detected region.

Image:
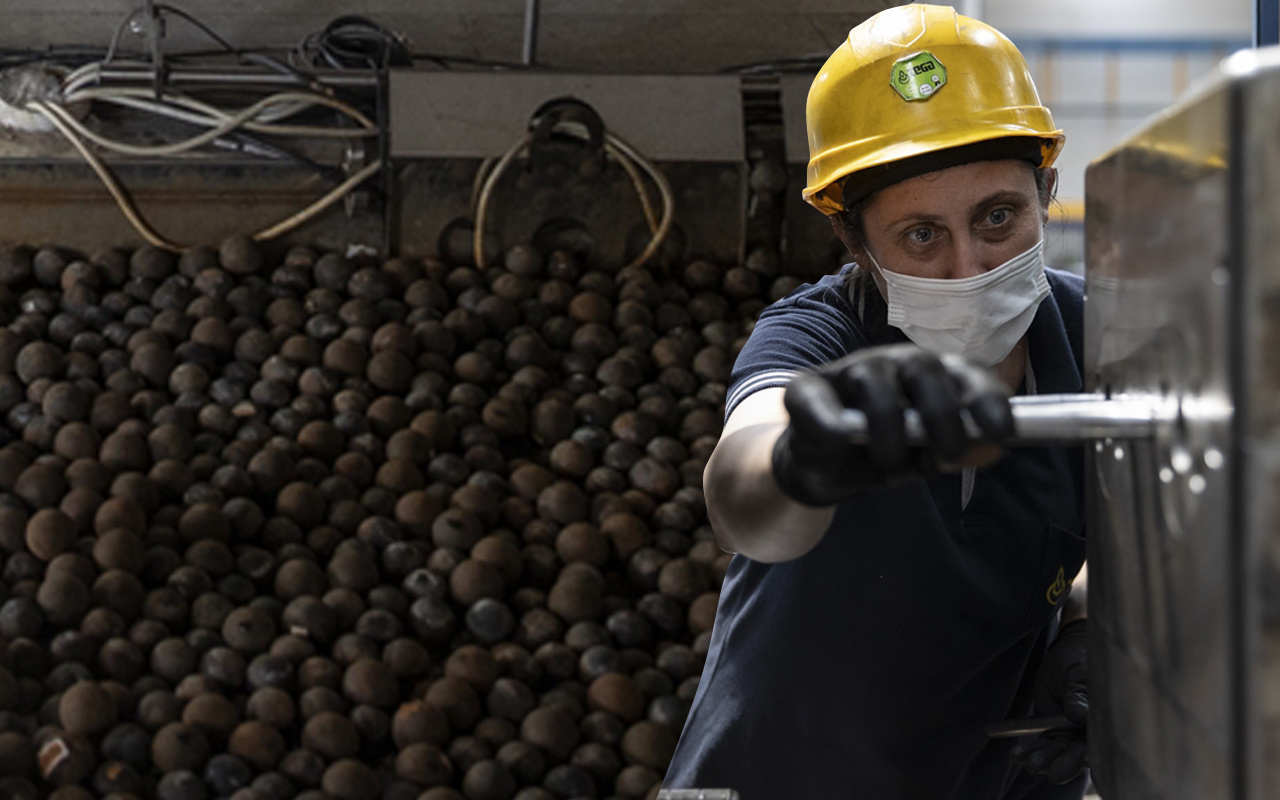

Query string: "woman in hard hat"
[[662, 5, 1089, 799]]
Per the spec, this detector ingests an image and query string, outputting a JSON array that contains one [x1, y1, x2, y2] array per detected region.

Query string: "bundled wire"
[[53, 87, 376, 150], [28, 97, 382, 251], [103, 2, 238, 65], [472, 124, 675, 273], [11, 3, 544, 252], [0, 47, 117, 71], [293, 16, 412, 71], [27, 81, 381, 250], [11, 3, 389, 251]]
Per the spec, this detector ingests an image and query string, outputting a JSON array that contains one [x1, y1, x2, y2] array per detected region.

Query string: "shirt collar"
[[1024, 277, 1083, 395]]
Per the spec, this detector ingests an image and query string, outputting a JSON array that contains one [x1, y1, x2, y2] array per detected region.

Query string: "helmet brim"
[[808, 134, 1062, 214]]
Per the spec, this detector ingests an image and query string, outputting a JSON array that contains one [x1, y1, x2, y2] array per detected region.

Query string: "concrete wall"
[[5, 0, 1245, 73], [0, 1, 893, 73]]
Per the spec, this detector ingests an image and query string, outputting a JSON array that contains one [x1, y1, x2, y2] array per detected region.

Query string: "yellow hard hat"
[[804, 4, 1064, 215]]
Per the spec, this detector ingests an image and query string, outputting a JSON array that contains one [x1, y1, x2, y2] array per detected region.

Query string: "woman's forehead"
[[865, 159, 1038, 220]]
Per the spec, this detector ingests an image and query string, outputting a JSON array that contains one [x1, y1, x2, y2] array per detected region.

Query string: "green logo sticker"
[[890, 51, 947, 102]]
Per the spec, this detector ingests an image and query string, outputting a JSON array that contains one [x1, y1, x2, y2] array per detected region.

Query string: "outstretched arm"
[[703, 388, 836, 563], [705, 344, 1016, 564]]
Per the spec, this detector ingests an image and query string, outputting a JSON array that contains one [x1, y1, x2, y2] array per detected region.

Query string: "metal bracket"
[[526, 96, 608, 174], [137, 0, 168, 100], [342, 139, 369, 218]]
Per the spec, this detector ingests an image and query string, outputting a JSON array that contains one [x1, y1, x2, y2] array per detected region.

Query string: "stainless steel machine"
[[1085, 46, 1280, 800]]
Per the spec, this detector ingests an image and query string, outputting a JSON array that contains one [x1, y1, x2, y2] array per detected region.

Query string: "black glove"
[[770, 343, 1015, 506], [1012, 619, 1089, 784]]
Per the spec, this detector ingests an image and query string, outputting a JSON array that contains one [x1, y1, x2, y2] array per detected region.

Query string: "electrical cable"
[[13, 5, 389, 251], [472, 134, 530, 268], [28, 99, 183, 251], [606, 131, 675, 268], [43, 89, 375, 158], [72, 84, 377, 129], [116, 92, 333, 173], [612, 146, 660, 234], [294, 16, 412, 71], [62, 72, 314, 126], [470, 156, 496, 217], [152, 4, 237, 55], [105, 2, 239, 65], [236, 52, 316, 88], [468, 126, 658, 234], [251, 160, 381, 241], [67, 86, 375, 134], [62, 61, 377, 128], [28, 99, 384, 251], [104, 9, 147, 66], [472, 126, 674, 272], [76, 2, 368, 126], [0, 47, 112, 70], [63, 61, 138, 97], [469, 121, 661, 235], [208, 130, 345, 180]]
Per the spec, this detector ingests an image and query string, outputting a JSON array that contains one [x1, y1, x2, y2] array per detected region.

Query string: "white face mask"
[[865, 238, 1050, 366]]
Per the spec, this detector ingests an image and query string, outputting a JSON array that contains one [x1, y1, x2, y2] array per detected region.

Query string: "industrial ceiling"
[[0, 1, 897, 73]]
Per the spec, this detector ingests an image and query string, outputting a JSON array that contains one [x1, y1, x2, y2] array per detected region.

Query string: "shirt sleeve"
[[723, 278, 864, 422]]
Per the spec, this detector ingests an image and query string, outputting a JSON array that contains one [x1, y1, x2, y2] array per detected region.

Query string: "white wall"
[[970, 0, 1253, 268], [985, 0, 1252, 41], [1022, 47, 1240, 203]]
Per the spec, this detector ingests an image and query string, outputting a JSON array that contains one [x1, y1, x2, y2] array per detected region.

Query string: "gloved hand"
[[1012, 619, 1089, 784], [770, 343, 1015, 506]]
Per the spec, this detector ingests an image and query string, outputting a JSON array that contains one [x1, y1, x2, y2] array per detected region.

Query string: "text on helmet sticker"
[[890, 51, 947, 102]]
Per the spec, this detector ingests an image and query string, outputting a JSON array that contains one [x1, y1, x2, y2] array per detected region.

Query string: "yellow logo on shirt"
[[1046, 566, 1068, 605]]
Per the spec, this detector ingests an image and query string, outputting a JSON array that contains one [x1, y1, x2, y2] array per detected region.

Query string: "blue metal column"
[[1256, 0, 1278, 46]]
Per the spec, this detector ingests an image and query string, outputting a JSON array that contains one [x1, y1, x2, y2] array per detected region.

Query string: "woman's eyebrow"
[[970, 189, 1032, 213], [885, 189, 1033, 230], [885, 211, 946, 229]]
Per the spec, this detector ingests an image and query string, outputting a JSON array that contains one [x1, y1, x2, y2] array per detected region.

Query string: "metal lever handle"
[[656, 791, 741, 800], [839, 393, 1164, 446]]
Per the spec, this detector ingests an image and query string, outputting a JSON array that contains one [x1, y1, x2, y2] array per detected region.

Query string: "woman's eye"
[[987, 208, 1011, 225], [908, 227, 933, 244]]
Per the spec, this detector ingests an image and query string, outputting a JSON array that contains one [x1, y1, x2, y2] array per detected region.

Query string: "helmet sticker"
[[890, 51, 947, 101]]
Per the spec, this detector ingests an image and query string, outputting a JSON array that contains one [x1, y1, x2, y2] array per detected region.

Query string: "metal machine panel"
[[1236, 49, 1280, 798], [387, 71, 744, 161], [0, 158, 387, 256], [1084, 48, 1280, 800], [386, 70, 751, 269]]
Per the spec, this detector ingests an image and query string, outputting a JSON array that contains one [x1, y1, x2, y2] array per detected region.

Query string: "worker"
[[661, 5, 1089, 799]]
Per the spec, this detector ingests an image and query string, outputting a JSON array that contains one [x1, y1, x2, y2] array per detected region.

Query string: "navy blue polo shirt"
[[662, 265, 1088, 800]]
